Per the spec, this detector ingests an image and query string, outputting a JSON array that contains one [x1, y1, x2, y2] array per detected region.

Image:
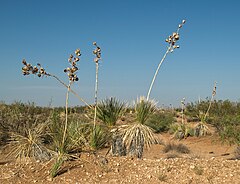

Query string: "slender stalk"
[[48, 73, 92, 109], [62, 81, 72, 147], [204, 82, 217, 121], [146, 47, 171, 101], [181, 104, 184, 124], [93, 62, 99, 129]]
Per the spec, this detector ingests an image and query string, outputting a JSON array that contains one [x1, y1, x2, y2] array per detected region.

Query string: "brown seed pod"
[[22, 59, 27, 65], [175, 34, 180, 40], [94, 58, 99, 63], [93, 42, 97, 46], [22, 66, 29, 71]]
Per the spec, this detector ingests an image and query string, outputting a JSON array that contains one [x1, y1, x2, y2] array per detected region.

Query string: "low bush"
[[145, 111, 175, 133], [163, 142, 190, 154]]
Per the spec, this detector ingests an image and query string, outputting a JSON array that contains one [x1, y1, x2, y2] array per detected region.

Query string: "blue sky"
[[0, 0, 240, 107]]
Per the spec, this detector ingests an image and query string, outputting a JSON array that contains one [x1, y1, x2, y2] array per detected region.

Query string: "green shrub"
[[145, 111, 174, 133], [213, 115, 240, 145]]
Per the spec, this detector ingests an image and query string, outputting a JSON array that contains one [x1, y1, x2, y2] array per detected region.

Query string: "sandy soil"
[[0, 134, 239, 184]]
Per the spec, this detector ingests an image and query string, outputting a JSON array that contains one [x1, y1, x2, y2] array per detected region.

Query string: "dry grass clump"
[[7, 123, 52, 162], [163, 142, 190, 154]]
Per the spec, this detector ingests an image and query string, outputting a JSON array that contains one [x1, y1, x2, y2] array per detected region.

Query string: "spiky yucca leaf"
[[121, 124, 159, 158], [194, 122, 212, 137], [89, 124, 110, 150], [135, 97, 157, 124], [7, 123, 51, 161], [97, 97, 126, 126]]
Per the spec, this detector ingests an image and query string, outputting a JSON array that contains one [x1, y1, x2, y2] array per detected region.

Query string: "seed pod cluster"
[[93, 42, 101, 63], [64, 49, 81, 82], [165, 20, 186, 52], [22, 59, 47, 77]]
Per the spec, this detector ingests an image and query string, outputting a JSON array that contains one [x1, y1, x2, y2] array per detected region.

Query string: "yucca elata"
[[7, 122, 51, 162], [121, 97, 159, 158], [146, 20, 186, 101]]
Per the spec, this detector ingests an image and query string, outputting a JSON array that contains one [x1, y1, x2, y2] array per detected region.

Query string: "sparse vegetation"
[[163, 142, 190, 154]]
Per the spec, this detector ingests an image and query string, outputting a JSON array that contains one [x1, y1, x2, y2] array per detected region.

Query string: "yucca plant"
[[194, 82, 217, 137], [121, 97, 159, 158], [7, 122, 51, 162], [170, 123, 194, 140], [97, 97, 126, 126], [89, 124, 110, 151]]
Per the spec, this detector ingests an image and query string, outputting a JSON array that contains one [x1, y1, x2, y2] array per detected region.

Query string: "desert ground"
[[1, 132, 239, 184]]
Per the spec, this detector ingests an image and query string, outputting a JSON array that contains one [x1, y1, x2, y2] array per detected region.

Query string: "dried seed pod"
[[182, 20, 186, 24], [96, 53, 101, 58], [165, 39, 169, 42], [22, 59, 27, 65], [37, 73, 41, 77], [179, 24, 182, 28], [22, 66, 28, 71], [94, 58, 100, 63], [93, 42, 97, 46], [175, 34, 180, 40]]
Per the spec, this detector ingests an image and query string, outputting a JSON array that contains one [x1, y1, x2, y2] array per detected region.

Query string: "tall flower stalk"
[[92, 42, 102, 129], [61, 49, 81, 146], [146, 20, 186, 101], [204, 81, 217, 120]]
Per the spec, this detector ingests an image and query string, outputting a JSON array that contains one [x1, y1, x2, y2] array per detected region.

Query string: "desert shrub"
[[169, 123, 194, 140], [163, 142, 190, 154], [0, 102, 51, 138], [217, 116, 240, 145], [97, 97, 126, 126], [145, 111, 175, 133]]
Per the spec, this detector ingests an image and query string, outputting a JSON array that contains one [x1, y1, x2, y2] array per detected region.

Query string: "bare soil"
[[0, 133, 239, 184]]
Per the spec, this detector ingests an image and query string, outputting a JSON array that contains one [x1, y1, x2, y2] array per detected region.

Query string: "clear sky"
[[0, 0, 240, 107]]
